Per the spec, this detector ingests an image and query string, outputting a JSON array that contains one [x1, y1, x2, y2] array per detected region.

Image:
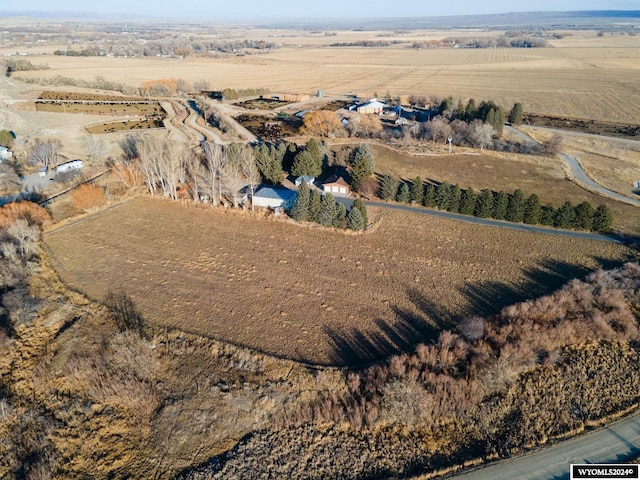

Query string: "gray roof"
[[253, 186, 296, 200]]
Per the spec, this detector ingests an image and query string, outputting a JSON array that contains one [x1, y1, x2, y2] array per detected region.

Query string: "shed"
[[295, 176, 315, 187], [252, 186, 297, 209], [322, 174, 351, 198]]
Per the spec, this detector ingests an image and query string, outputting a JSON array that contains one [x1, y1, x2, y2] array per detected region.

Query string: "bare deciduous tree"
[[470, 121, 495, 150], [82, 135, 108, 165], [201, 141, 225, 204], [26, 138, 61, 168], [421, 118, 453, 143], [6, 219, 40, 260]]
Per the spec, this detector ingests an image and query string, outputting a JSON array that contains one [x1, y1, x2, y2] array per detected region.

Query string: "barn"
[[357, 99, 385, 115], [252, 186, 297, 209]]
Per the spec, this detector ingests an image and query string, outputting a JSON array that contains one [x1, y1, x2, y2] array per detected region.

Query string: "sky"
[[5, 0, 639, 20]]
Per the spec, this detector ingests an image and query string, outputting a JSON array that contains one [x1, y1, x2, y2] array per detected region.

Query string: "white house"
[[0, 146, 12, 161], [55, 159, 83, 173], [252, 186, 297, 209]]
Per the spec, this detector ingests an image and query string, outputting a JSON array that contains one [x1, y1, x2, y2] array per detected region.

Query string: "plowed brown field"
[[44, 197, 633, 366]]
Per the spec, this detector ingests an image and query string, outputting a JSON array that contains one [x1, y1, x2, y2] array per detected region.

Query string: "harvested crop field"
[[45, 197, 634, 366], [14, 34, 640, 123]]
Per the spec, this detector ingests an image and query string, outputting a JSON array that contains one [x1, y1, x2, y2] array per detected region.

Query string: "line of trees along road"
[[378, 175, 613, 233]]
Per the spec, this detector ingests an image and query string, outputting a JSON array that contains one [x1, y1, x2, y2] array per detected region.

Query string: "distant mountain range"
[[0, 9, 638, 28]]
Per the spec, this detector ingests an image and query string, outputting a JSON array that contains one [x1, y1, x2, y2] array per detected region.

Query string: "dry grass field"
[[13, 31, 640, 123], [44, 197, 633, 366], [366, 143, 640, 235]]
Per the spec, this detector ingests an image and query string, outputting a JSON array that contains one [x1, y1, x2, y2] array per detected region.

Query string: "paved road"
[[452, 412, 640, 479], [559, 153, 640, 207], [335, 197, 624, 244], [507, 125, 640, 207]]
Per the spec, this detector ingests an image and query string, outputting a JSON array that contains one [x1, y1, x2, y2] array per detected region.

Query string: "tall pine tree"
[[554, 201, 576, 229], [493, 191, 509, 220], [475, 189, 494, 218], [423, 184, 436, 208], [573, 202, 594, 230], [436, 181, 452, 210], [396, 182, 410, 203], [592, 204, 613, 232], [290, 182, 310, 221], [352, 198, 368, 225], [347, 207, 365, 230], [459, 187, 477, 215], [308, 188, 322, 223], [506, 189, 526, 223], [410, 176, 424, 204], [379, 174, 399, 201], [318, 192, 338, 227], [291, 138, 324, 177], [523, 194, 541, 224]]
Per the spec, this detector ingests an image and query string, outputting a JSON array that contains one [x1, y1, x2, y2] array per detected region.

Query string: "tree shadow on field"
[[324, 257, 626, 368]]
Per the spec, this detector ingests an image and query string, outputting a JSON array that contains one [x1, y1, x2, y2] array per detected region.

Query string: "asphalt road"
[[452, 413, 640, 479], [336, 197, 624, 244], [559, 153, 640, 207]]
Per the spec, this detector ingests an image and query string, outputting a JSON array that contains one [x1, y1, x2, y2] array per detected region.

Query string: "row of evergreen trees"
[[290, 183, 368, 231], [379, 175, 613, 232]]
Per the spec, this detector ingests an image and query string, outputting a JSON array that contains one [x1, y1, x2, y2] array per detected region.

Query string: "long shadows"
[[324, 257, 626, 368]]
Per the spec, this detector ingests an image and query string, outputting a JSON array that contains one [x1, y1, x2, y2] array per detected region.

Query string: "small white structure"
[[38, 166, 47, 177], [252, 186, 297, 209], [55, 159, 83, 173], [0, 146, 12, 161], [295, 176, 315, 187]]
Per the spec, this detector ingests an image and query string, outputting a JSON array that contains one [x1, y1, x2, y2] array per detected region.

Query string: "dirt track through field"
[[44, 197, 633, 366]]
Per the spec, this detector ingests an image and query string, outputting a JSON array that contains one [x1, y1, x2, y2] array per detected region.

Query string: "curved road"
[[506, 125, 640, 207], [559, 153, 640, 207], [452, 412, 640, 479]]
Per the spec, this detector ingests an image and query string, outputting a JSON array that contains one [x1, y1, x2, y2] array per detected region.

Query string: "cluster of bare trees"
[[115, 135, 259, 210]]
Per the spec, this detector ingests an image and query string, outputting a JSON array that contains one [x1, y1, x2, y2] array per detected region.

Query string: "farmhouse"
[[357, 99, 385, 115], [55, 159, 83, 173], [0, 146, 12, 161], [252, 186, 297, 209], [322, 174, 351, 197]]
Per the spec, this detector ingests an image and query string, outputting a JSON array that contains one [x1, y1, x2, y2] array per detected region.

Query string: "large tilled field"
[[45, 197, 633, 366]]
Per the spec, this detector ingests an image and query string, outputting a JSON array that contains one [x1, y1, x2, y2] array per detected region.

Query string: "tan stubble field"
[[44, 197, 633, 366]]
